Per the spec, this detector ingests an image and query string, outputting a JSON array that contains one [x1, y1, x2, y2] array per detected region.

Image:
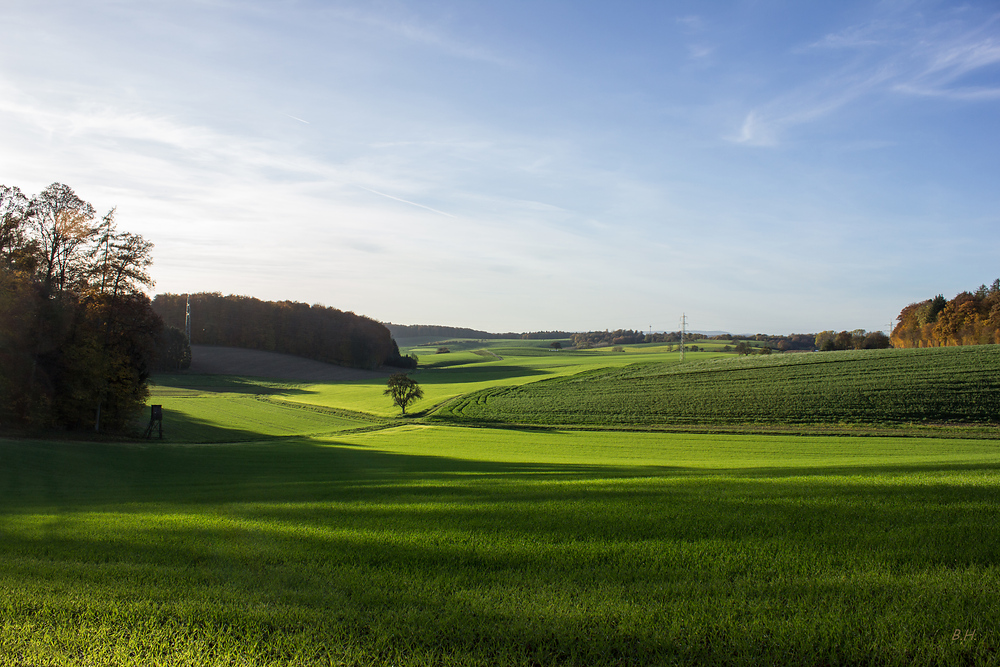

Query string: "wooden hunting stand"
[[144, 404, 163, 439]]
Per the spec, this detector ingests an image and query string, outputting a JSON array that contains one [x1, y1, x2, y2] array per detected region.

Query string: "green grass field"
[[437, 346, 1000, 428], [2, 343, 998, 665], [249, 343, 692, 418]]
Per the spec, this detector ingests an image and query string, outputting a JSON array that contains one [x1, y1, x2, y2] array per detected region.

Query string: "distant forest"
[[0, 183, 166, 432], [386, 323, 572, 341], [392, 324, 887, 352], [570, 330, 828, 351], [154, 293, 413, 370], [892, 279, 1000, 348]]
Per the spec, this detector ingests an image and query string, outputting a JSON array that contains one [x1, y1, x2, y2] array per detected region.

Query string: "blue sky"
[[2, 0, 998, 334]]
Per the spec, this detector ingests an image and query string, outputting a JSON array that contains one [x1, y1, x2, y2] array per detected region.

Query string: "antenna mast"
[[185, 295, 191, 342], [680, 313, 687, 362]]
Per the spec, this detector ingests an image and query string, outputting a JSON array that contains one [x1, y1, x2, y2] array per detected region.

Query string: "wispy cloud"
[[897, 26, 1000, 99], [676, 15, 703, 32], [687, 44, 715, 61], [733, 9, 1000, 146], [352, 184, 456, 218], [320, 4, 512, 67], [733, 66, 898, 146]]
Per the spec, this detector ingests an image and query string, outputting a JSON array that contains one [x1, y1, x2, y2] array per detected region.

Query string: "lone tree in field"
[[384, 373, 423, 415]]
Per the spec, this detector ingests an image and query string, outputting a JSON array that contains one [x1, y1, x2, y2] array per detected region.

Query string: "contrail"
[[286, 114, 310, 124], [353, 185, 456, 218]]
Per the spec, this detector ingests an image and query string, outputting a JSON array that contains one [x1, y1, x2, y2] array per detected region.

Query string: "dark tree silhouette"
[[151, 292, 405, 370], [0, 182, 161, 432], [384, 373, 423, 415]]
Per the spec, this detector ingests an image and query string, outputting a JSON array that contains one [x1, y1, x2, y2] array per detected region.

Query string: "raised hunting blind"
[[144, 404, 163, 439]]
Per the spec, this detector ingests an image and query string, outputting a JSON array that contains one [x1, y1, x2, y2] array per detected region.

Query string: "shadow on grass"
[[133, 408, 298, 444], [1, 436, 998, 665], [3, 434, 1000, 510], [416, 365, 549, 384], [151, 373, 316, 396]]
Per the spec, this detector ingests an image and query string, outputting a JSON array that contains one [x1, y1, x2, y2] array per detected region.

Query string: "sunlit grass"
[[152, 343, 706, 421], [244, 349, 687, 418], [1, 432, 997, 665], [339, 424, 1000, 470]]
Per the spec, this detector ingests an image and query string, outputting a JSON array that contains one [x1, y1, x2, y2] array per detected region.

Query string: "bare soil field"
[[188, 345, 391, 382]]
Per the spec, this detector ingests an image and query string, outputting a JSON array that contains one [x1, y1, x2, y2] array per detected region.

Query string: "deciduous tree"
[[0, 182, 162, 433], [384, 373, 423, 415], [26, 183, 98, 296], [0, 185, 29, 268]]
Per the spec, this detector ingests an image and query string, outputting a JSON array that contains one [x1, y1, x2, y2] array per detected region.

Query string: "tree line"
[[569, 329, 890, 351], [0, 183, 171, 432], [385, 323, 573, 341], [571, 329, 648, 347], [891, 280, 1000, 348], [152, 293, 414, 370], [813, 330, 891, 351]]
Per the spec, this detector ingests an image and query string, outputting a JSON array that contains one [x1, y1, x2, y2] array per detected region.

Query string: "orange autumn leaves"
[[892, 280, 1000, 347]]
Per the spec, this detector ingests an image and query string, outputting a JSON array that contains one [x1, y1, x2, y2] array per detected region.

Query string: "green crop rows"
[[436, 346, 1000, 427]]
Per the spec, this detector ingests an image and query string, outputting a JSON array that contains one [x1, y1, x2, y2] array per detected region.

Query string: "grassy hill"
[[436, 346, 1000, 428]]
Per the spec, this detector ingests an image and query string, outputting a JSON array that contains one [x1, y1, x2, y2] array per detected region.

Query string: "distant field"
[[437, 346, 1000, 428], [272, 344, 691, 418], [4, 343, 999, 665]]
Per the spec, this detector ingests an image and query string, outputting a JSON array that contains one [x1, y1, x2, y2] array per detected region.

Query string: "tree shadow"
[[1, 437, 996, 664], [150, 373, 316, 396], [417, 365, 549, 384]]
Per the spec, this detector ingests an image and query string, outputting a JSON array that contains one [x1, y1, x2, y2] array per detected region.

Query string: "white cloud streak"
[[733, 10, 1000, 146], [352, 185, 456, 218]]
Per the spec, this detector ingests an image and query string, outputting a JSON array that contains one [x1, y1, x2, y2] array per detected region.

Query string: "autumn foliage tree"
[[892, 281, 1000, 348], [0, 183, 162, 432]]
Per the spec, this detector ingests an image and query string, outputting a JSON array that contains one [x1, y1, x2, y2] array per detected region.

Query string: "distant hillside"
[[385, 323, 571, 341], [386, 323, 496, 340], [154, 293, 411, 370]]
